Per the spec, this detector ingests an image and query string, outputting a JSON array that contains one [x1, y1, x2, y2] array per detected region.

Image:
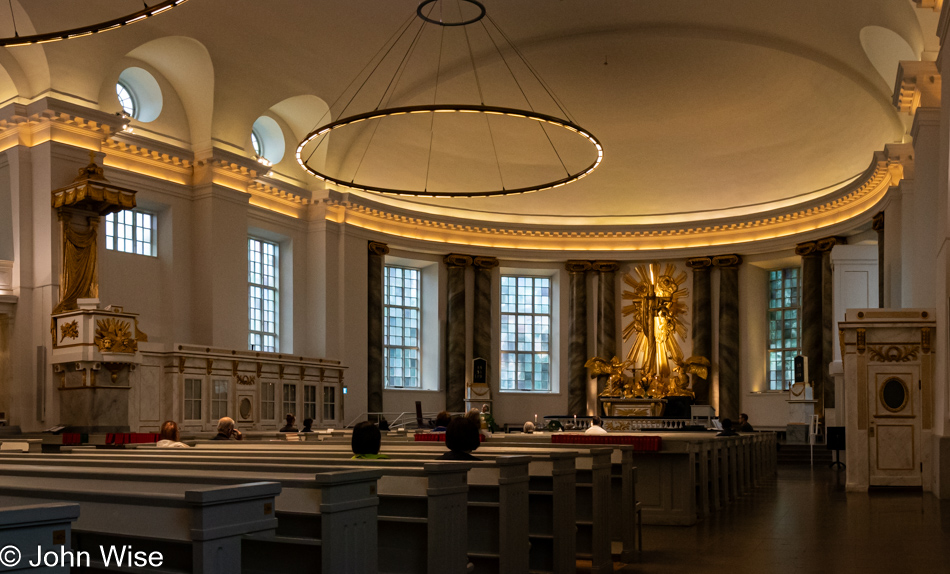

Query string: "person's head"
[[467, 408, 482, 423], [446, 416, 480, 452], [217, 417, 235, 436], [481, 404, 490, 413], [159, 420, 180, 442], [592, 416, 603, 427], [303, 418, 313, 430], [739, 413, 748, 424], [523, 421, 536, 434], [352, 421, 382, 455], [285, 413, 296, 426], [721, 418, 733, 430], [435, 411, 452, 427]]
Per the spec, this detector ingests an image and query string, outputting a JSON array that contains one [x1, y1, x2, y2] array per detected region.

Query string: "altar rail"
[[544, 416, 700, 431]]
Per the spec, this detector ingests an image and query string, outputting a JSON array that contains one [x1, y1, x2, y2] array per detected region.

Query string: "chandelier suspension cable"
[[302, 8, 420, 167], [477, 16, 570, 177], [459, 1, 505, 190], [349, 4, 437, 184], [484, 13, 575, 123], [7, 0, 17, 38], [296, 0, 604, 198]]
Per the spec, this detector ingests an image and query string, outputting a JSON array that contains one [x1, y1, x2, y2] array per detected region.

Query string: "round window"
[[116, 81, 136, 118], [880, 378, 908, 412]]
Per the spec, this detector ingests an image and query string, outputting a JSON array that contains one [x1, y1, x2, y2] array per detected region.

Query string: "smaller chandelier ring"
[[0, 0, 190, 47], [416, 0, 485, 27], [296, 104, 604, 198]]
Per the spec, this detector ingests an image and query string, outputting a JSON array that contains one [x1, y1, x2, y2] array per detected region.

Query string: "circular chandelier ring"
[[0, 0, 191, 47], [416, 0, 485, 26], [296, 104, 604, 198]]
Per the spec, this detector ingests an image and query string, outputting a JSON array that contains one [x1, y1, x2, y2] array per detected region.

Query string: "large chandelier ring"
[[296, 104, 604, 198]]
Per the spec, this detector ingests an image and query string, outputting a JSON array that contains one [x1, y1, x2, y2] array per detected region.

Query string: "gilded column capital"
[[367, 241, 390, 256], [712, 254, 742, 268], [443, 253, 473, 268], [686, 256, 713, 269], [816, 236, 847, 252], [794, 241, 818, 256], [565, 260, 592, 273], [872, 212, 885, 232], [592, 260, 619, 272], [472, 256, 499, 270]]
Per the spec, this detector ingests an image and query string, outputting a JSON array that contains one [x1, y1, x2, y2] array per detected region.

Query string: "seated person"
[[480, 404, 499, 432], [716, 418, 737, 437], [523, 421, 536, 434], [584, 416, 609, 435], [738, 413, 754, 432], [279, 413, 298, 433], [432, 410, 451, 432], [439, 416, 482, 461], [301, 418, 314, 433], [156, 420, 189, 448], [351, 420, 388, 459], [212, 417, 243, 440]]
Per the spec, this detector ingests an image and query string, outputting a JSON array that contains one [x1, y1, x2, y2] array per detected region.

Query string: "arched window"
[[116, 81, 136, 118]]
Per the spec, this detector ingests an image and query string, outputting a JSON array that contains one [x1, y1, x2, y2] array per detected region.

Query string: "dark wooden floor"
[[581, 465, 950, 573]]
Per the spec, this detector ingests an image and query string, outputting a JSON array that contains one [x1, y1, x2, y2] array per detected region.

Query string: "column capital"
[[367, 241, 390, 256], [795, 241, 819, 256], [472, 256, 499, 270], [565, 260, 592, 273], [686, 256, 713, 269], [712, 254, 742, 268], [443, 253, 473, 268], [872, 212, 885, 232], [816, 236, 847, 252], [592, 260, 619, 272]]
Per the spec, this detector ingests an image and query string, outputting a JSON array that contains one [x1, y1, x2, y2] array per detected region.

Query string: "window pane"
[[384, 266, 422, 389], [766, 267, 801, 390], [501, 275, 553, 392], [248, 238, 279, 353]]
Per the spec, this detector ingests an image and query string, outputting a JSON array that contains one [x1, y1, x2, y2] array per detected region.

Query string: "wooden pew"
[[0, 476, 279, 574], [0, 454, 530, 574], [0, 502, 80, 573]]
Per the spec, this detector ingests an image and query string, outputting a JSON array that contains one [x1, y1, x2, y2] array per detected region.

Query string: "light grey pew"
[[0, 454, 527, 574], [0, 503, 80, 573], [0, 476, 279, 574]]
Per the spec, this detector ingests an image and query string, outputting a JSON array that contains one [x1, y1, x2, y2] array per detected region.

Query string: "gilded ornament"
[[236, 374, 257, 386], [856, 328, 867, 353], [59, 320, 79, 342], [868, 345, 919, 363], [94, 318, 137, 354]]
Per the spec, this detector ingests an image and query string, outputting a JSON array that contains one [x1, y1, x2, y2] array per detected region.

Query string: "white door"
[[867, 365, 921, 487]]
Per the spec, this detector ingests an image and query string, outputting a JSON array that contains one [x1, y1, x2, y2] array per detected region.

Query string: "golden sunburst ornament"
[[620, 263, 698, 398]]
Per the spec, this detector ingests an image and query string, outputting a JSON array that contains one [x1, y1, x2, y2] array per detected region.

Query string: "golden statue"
[[617, 262, 708, 400], [585, 356, 643, 398]]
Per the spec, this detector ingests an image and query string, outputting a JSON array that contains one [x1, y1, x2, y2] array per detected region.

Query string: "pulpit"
[[840, 309, 935, 491]]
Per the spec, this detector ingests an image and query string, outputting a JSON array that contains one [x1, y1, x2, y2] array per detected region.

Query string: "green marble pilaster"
[[714, 254, 741, 421], [444, 254, 472, 412], [367, 241, 389, 419], [687, 257, 713, 404], [567, 261, 591, 416]]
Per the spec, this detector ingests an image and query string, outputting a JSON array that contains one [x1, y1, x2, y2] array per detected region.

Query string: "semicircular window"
[[881, 378, 907, 412]]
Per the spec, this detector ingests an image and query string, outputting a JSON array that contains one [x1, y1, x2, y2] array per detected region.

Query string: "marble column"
[[367, 241, 389, 420], [817, 236, 846, 412], [566, 261, 591, 416], [873, 212, 885, 308], [444, 254, 472, 413], [686, 257, 713, 405], [796, 241, 823, 410], [594, 261, 619, 397], [472, 256, 498, 390], [714, 254, 741, 421]]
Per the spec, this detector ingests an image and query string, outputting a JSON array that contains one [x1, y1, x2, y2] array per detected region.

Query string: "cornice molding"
[[892, 61, 941, 116]]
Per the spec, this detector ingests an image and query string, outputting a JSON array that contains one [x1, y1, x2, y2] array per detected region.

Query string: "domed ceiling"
[[3, 0, 935, 233]]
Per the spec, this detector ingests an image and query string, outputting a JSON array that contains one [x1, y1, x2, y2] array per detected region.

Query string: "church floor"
[[589, 466, 950, 574]]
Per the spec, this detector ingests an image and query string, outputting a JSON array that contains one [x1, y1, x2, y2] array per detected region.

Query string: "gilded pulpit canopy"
[[50, 154, 137, 314]]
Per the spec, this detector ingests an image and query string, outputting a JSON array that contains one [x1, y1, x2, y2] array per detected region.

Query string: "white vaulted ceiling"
[[0, 0, 933, 234]]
